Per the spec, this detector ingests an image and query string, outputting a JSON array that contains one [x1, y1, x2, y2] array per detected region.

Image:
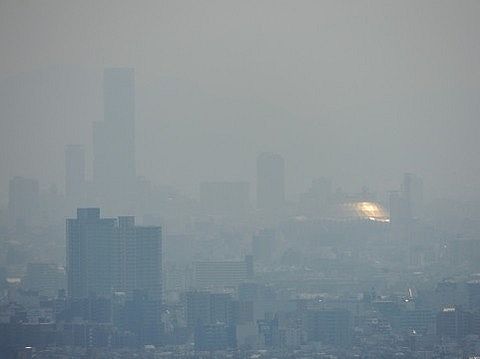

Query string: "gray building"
[[66, 208, 116, 299], [116, 216, 163, 302], [194, 256, 253, 289], [67, 209, 162, 301], [93, 68, 136, 213]]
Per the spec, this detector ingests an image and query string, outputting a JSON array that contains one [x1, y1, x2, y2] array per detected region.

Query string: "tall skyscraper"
[[93, 68, 136, 213], [65, 144, 86, 207], [8, 176, 40, 228], [256, 153, 285, 210], [66, 209, 162, 302], [66, 208, 116, 299]]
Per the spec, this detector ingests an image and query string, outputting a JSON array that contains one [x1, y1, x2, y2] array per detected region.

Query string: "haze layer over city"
[[1, 1, 480, 358]]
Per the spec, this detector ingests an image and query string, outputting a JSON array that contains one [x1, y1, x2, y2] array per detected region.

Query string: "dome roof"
[[334, 201, 389, 222]]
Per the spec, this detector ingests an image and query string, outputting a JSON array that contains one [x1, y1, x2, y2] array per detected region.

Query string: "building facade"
[[66, 209, 162, 302]]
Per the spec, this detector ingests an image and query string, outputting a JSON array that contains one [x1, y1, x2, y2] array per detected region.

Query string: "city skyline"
[[2, 1, 480, 203], [1, 1, 480, 357]]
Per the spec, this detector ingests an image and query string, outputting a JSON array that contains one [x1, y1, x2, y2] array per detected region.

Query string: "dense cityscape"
[[2, 2, 480, 358], [0, 67, 479, 358]]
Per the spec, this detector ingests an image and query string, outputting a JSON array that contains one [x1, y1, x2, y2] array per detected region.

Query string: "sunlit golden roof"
[[335, 201, 389, 222]]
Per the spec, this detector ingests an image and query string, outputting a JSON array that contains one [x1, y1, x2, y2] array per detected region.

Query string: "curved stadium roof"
[[333, 201, 390, 222]]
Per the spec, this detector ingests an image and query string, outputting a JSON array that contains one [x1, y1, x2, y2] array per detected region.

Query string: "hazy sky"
[[1, 0, 480, 203]]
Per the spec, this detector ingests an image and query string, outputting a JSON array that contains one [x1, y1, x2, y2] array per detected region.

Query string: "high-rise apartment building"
[[66, 208, 116, 299], [66, 209, 162, 302], [256, 153, 285, 210], [116, 216, 163, 302]]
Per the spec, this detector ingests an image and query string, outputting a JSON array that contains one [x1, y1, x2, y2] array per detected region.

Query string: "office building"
[[66, 208, 116, 299], [66, 208, 162, 301], [185, 291, 237, 327], [116, 216, 163, 302], [256, 153, 285, 210], [436, 307, 470, 339], [210, 293, 235, 324], [467, 280, 480, 311], [93, 68, 136, 212], [185, 291, 212, 328], [258, 316, 281, 347], [123, 291, 162, 344], [194, 256, 253, 289], [185, 291, 237, 350], [194, 322, 236, 351]]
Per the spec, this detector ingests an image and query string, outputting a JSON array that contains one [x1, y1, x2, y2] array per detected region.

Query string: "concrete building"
[[67, 209, 162, 301], [93, 68, 136, 213], [194, 322, 236, 351], [116, 216, 162, 302], [66, 208, 116, 299], [185, 291, 211, 329], [436, 307, 470, 339], [185, 291, 238, 327], [185, 291, 237, 350], [193, 256, 253, 289]]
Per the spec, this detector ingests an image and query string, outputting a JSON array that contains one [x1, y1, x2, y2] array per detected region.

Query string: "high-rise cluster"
[[66, 208, 162, 302]]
